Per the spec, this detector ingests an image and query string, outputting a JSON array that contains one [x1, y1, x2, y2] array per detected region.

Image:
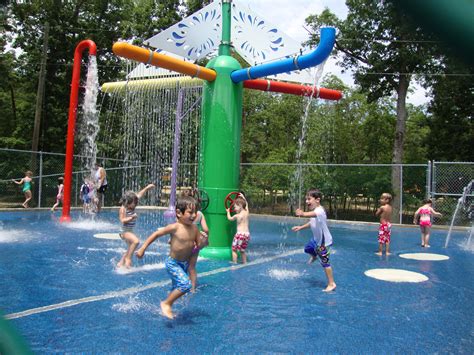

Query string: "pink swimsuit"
[[418, 208, 432, 227]]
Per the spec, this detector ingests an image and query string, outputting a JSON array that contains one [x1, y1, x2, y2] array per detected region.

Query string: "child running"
[[292, 188, 336, 292], [51, 176, 64, 211], [226, 194, 250, 264], [375, 193, 393, 255], [117, 183, 155, 268], [135, 196, 200, 319], [413, 198, 442, 248], [12, 170, 33, 208]]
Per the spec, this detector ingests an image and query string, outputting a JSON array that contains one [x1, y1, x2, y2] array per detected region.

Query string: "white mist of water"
[[99, 65, 202, 206], [267, 268, 303, 280], [0, 229, 35, 243], [63, 219, 116, 231], [288, 61, 327, 210], [80, 56, 100, 175]]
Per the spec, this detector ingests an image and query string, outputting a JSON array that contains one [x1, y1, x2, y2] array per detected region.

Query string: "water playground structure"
[[60, 0, 342, 260]]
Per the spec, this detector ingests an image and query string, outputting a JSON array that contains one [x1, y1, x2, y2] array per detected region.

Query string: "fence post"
[[426, 161, 431, 199], [431, 160, 436, 200], [399, 164, 403, 224], [38, 151, 43, 208]]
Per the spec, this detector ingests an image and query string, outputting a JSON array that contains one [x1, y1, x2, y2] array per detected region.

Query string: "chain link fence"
[[1, 149, 472, 226], [431, 161, 474, 227]]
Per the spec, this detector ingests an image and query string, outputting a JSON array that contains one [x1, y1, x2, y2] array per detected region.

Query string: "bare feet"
[[307, 255, 317, 264], [425, 245, 430, 248], [386, 252, 391, 255], [323, 283, 337, 292], [160, 301, 174, 319], [375, 252, 382, 256], [124, 259, 132, 268]]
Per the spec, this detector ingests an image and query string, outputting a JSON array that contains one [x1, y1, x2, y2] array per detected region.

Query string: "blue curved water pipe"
[[230, 27, 336, 83]]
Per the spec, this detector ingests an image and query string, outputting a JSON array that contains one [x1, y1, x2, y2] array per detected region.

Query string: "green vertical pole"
[[199, 0, 242, 260]]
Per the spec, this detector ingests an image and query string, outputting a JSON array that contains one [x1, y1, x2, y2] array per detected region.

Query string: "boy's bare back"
[[377, 205, 392, 223]]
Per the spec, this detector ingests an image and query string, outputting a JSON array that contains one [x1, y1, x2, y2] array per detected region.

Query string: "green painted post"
[[199, 0, 242, 259]]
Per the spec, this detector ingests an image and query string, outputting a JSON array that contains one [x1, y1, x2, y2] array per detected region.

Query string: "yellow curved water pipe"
[[112, 42, 216, 82]]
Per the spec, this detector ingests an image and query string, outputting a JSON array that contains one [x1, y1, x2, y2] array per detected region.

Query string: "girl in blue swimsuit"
[[12, 170, 33, 208]]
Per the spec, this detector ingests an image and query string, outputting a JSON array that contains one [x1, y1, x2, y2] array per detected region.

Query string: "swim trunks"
[[304, 239, 332, 268], [378, 222, 392, 244], [165, 256, 191, 293], [232, 232, 250, 252]]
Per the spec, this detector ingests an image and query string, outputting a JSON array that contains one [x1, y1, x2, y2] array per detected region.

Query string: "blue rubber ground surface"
[[0, 210, 472, 353]]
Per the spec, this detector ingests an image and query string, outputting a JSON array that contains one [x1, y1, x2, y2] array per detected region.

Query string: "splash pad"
[[62, 1, 342, 259], [106, 2, 341, 259]]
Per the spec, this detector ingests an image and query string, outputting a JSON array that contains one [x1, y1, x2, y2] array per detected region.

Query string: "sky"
[[237, 0, 428, 105]]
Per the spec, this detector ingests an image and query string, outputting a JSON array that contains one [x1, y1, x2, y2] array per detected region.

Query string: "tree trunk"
[[391, 74, 410, 221]]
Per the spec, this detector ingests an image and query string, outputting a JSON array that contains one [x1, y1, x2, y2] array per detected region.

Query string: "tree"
[[305, 0, 439, 217], [425, 58, 473, 161], [2, 0, 184, 156]]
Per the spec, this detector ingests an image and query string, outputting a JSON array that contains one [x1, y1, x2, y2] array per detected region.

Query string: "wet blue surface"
[[0, 210, 473, 353]]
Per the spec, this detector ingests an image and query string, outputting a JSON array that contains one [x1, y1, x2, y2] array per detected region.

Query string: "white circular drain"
[[399, 253, 449, 261], [365, 268, 428, 283], [94, 233, 121, 240]]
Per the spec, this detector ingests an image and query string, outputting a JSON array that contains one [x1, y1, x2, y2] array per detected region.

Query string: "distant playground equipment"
[[62, 1, 342, 259]]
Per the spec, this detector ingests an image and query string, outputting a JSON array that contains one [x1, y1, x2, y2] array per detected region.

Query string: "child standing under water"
[[375, 193, 393, 255], [413, 198, 442, 248], [51, 176, 64, 211], [292, 189, 336, 292], [12, 171, 33, 208], [117, 183, 155, 268], [226, 194, 250, 264], [136, 196, 200, 319]]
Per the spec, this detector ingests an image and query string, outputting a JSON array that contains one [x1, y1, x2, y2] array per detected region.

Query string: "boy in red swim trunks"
[[375, 193, 393, 255], [226, 194, 250, 264]]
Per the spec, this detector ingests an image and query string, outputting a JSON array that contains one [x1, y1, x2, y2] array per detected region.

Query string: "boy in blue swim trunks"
[[136, 196, 200, 319], [292, 188, 336, 292]]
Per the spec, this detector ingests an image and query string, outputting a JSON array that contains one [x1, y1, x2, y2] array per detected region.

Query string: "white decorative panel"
[[144, 1, 221, 62], [231, 2, 303, 66]]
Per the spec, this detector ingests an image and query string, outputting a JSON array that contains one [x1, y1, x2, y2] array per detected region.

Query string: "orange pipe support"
[[243, 79, 342, 100], [112, 42, 216, 82]]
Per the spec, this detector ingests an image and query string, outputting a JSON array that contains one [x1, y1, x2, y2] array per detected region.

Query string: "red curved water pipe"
[[61, 40, 97, 222], [243, 79, 342, 100]]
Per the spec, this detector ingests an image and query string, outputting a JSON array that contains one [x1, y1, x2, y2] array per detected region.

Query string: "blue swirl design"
[[169, 9, 221, 59], [233, 10, 285, 62]]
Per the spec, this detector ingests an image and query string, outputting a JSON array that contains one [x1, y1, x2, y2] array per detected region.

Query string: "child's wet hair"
[[58, 177, 64, 184], [234, 196, 247, 209], [176, 196, 197, 214], [25, 170, 33, 177], [119, 191, 138, 207], [306, 189, 323, 200], [423, 198, 432, 204]]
